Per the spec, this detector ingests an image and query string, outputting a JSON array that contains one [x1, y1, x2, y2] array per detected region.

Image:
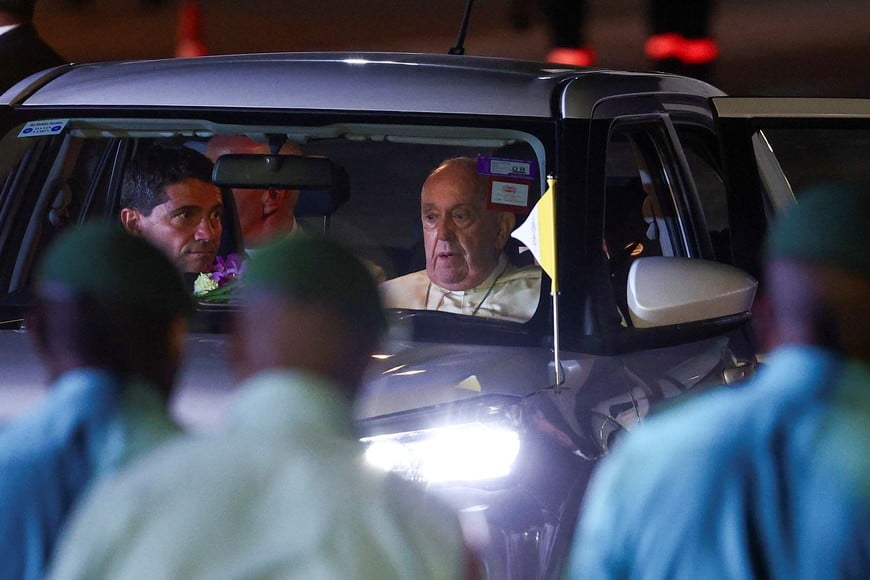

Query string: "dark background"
[[35, 0, 869, 98]]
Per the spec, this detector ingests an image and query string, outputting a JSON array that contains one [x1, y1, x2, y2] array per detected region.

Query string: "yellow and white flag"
[[511, 177, 557, 292]]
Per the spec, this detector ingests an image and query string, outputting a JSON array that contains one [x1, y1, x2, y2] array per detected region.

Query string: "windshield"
[[0, 117, 552, 424]]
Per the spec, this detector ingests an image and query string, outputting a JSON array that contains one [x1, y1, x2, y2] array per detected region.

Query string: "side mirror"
[[627, 257, 757, 328]]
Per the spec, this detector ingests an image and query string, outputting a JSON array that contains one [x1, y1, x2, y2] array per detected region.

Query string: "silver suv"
[[1, 53, 867, 579]]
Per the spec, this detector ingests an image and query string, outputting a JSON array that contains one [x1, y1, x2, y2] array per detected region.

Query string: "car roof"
[[4, 52, 724, 119]]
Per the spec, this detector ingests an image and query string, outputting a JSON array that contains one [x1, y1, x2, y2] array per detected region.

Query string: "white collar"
[[431, 253, 508, 296]]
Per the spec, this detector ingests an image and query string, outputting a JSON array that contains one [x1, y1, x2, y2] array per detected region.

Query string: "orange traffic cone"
[[175, 0, 208, 57]]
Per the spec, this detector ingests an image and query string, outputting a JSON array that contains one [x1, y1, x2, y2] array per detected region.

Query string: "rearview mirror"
[[212, 154, 337, 189]]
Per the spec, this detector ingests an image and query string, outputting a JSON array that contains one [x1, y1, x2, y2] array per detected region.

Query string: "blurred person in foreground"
[[120, 142, 223, 273], [567, 185, 869, 578], [205, 135, 303, 250], [0, 224, 190, 580], [0, 0, 63, 95], [381, 156, 541, 322], [49, 235, 479, 579]]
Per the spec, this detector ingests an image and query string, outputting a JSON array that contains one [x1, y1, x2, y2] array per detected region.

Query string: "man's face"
[[122, 178, 223, 272], [421, 162, 508, 291], [233, 184, 298, 248], [206, 137, 300, 248]]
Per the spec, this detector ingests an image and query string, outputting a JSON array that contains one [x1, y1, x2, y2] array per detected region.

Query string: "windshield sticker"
[[477, 155, 537, 180], [491, 180, 530, 208], [18, 119, 69, 138]]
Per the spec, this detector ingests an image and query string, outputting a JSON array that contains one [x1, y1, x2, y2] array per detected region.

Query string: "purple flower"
[[209, 253, 246, 286]]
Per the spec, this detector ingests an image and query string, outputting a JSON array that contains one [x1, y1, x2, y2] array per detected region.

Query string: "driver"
[[380, 156, 541, 322]]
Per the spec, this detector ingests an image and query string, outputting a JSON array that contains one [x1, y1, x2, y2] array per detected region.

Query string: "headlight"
[[362, 422, 521, 484]]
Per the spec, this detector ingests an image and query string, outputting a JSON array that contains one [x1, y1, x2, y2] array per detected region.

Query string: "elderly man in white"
[[381, 157, 541, 323]]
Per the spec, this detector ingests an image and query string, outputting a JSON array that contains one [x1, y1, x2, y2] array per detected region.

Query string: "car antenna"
[[448, 0, 475, 55]]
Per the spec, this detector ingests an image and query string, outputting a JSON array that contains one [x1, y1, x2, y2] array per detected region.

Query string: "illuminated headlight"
[[362, 423, 521, 484]]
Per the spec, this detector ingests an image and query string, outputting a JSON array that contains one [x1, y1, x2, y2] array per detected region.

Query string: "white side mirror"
[[627, 257, 757, 328]]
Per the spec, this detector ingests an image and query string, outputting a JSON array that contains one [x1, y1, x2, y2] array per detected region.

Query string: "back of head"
[[0, 0, 35, 19], [204, 135, 302, 159], [764, 184, 869, 359], [239, 235, 387, 388], [121, 141, 214, 215], [33, 222, 192, 393]]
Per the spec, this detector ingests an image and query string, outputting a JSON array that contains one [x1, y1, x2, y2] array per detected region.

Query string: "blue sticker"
[[18, 119, 69, 138]]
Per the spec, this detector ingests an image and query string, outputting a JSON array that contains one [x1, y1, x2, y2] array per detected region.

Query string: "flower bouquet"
[[193, 253, 246, 304]]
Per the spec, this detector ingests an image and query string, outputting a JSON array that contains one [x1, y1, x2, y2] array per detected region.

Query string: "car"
[[1, 52, 867, 579]]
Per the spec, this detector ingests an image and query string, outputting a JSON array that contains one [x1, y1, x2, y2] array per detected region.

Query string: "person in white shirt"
[[381, 156, 541, 322]]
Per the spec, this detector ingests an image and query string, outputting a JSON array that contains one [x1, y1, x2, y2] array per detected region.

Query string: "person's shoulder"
[[0, 375, 110, 465], [500, 261, 543, 282], [379, 269, 430, 307], [380, 269, 429, 288], [0, 23, 63, 61]]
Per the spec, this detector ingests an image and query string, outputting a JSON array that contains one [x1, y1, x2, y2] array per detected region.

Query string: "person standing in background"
[[0, 0, 63, 94]]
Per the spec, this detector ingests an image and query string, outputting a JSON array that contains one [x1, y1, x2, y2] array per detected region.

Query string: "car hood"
[[355, 339, 554, 420]]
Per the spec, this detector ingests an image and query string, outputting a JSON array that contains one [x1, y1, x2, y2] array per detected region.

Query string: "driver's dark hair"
[[30, 293, 181, 400], [121, 141, 214, 216]]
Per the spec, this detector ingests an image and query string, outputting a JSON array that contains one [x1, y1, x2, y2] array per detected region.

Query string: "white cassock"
[[380, 254, 542, 323]]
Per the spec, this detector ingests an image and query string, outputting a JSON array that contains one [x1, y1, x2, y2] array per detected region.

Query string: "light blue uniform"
[[567, 346, 869, 579], [0, 368, 181, 580], [48, 369, 466, 580]]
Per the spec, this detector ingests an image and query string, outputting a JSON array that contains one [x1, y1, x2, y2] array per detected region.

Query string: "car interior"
[[0, 121, 549, 326]]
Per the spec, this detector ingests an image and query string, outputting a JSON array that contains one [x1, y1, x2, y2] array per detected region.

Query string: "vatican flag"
[[511, 176, 558, 292]]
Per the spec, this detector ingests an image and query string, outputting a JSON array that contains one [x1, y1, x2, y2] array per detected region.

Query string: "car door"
[[571, 94, 759, 454]]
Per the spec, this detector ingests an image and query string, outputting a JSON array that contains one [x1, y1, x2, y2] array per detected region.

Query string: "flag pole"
[[551, 283, 562, 386], [510, 174, 563, 388], [546, 175, 562, 387]]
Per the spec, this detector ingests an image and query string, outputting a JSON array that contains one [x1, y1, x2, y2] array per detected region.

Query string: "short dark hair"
[[121, 141, 214, 216]]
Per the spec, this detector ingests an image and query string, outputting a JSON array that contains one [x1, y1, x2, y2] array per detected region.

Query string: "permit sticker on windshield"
[[477, 155, 537, 180], [478, 155, 536, 213], [18, 119, 68, 138], [491, 181, 530, 208]]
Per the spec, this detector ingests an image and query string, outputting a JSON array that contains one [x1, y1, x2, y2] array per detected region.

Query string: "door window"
[[602, 126, 686, 326]]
